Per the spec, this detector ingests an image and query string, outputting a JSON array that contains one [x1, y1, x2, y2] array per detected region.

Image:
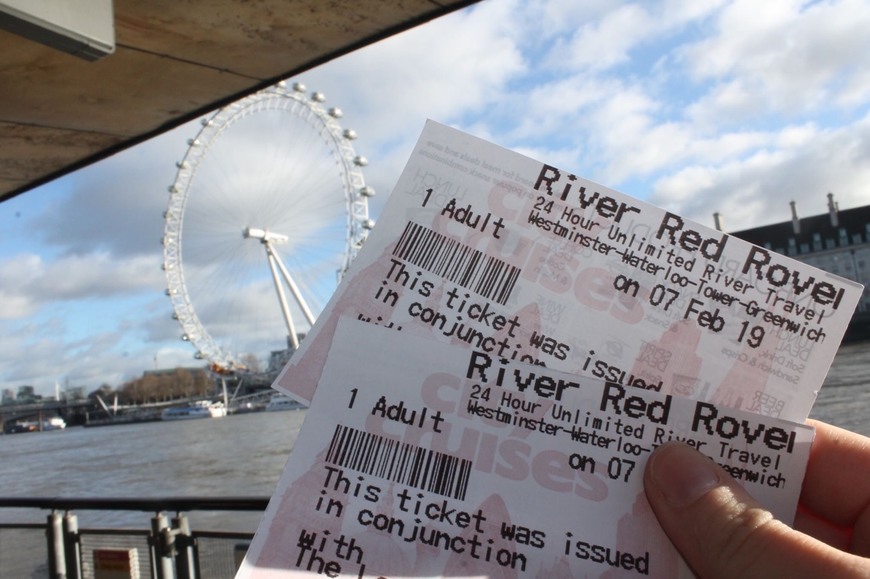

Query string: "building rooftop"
[[726, 194, 870, 255]]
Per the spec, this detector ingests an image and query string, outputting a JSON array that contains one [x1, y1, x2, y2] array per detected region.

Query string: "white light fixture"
[[0, 0, 115, 61]]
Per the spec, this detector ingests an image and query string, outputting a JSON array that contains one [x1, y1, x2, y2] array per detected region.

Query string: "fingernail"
[[650, 443, 720, 506]]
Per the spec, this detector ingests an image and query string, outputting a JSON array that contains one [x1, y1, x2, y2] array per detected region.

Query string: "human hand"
[[644, 419, 870, 578]]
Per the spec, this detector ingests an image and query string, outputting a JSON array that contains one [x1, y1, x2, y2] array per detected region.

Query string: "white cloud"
[[686, 79, 759, 128], [307, 3, 524, 138], [679, 0, 870, 118], [0, 252, 163, 312], [554, 4, 657, 72], [0, 293, 38, 320], [650, 112, 870, 227]]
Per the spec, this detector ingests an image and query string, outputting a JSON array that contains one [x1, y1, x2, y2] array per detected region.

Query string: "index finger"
[[800, 419, 870, 528]]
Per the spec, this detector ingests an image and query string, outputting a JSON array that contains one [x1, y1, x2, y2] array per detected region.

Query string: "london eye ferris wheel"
[[162, 82, 374, 373]]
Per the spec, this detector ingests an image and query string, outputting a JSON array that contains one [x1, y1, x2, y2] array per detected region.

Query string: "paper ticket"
[[275, 121, 862, 422], [241, 319, 814, 578]]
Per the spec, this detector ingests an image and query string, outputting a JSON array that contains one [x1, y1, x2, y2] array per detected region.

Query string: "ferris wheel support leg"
[[265, 246, 300, 350], [269, 246, 317, 327]]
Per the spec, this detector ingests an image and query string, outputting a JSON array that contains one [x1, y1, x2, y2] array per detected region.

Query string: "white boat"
[[161, 401, 227, 420], [265, 394, 304, 412], [7, 417, 66, 433], [42, 417, 66, 430]]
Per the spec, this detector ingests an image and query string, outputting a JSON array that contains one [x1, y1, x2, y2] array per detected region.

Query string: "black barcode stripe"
[[394, 441, 410, 482], [351, 430, 370, 471], [341, 428, 358, 467], [417, 228, 437, 267], [497, 266, 521, 305], [392, 222, 520, 306], [441, 454, 455, 496], [330, 426, 350, 465], [442, 454, 456, 497], [475, 258, 496, 297], [423, 229, 445, 271], [418, 449, 433, 490], [406, 446, 422, 488], [402, 221, 424, 256], [366, 434, 382, 473], [430, 453, 446, 495], [380, 438, 397, 479], [434, 235, 456, 274], [435, 453, 450, 497], [446, 242, 464, 282], [325, 425, 471, 500], [445, 455, 459, 496], [459, 248, 479, 288]]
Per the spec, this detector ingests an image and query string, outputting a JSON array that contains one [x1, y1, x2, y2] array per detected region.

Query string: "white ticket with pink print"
[[274, 120, 862, 423], [240, 319, 813, 578]]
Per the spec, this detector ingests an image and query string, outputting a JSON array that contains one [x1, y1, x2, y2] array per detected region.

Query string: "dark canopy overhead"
[[0, 0, 479, 203]]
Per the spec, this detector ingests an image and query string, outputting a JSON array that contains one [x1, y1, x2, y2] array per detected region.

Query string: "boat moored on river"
[[265, 394, 305, 412], [161, 400, 227, 420], [3, 416, 66, 433], [42, 416, 66, 430]]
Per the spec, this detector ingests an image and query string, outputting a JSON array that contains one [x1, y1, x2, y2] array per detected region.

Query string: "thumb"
[[644, 442, 865, 579]]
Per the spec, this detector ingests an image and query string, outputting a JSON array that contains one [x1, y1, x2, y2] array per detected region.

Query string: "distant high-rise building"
[[16, 385, 37, 402]]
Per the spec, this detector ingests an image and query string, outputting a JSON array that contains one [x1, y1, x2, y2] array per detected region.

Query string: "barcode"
[[393, 222, 520, 306], [325, 424, 472, 501]]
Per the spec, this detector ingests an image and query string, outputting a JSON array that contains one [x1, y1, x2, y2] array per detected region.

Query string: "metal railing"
[[0, 497, 269, 579]]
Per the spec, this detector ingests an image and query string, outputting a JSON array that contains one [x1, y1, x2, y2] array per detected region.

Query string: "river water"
[[1, 341, 868, 533]]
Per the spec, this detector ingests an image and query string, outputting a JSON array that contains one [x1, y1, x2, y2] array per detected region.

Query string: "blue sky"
[[2, 0, 869, 397]]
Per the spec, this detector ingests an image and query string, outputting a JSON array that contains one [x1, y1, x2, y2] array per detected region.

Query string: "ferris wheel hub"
[[243, 227, 289, 244]]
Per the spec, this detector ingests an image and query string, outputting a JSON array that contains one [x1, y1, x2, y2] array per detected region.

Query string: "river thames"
[[1, 340, 868, 534]]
